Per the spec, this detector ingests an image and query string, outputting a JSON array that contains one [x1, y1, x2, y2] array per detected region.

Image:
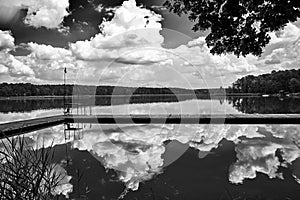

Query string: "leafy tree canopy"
[[163, 0, 300, 57], [229, 69, 300, 94]]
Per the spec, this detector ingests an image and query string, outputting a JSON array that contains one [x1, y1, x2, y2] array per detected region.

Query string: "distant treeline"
[[228, 69, 300, 94], [2, 69, 300, 96], [0, 95, 207, 113], [0, 83, 217, 97]]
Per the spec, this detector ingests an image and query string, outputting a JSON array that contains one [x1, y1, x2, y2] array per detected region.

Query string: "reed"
[[0, 136, 68, 200]]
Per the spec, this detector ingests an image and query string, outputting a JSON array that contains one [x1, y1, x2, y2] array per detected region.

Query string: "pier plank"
[[1, 114, 300, 138], [66, 114, 300, 124], [0, 115, 65, 138]]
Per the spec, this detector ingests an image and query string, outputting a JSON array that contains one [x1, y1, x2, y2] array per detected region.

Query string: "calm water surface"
[[1, 96, 300, 123], [2, 123, 300, 200], [1, 96, 300, 199]]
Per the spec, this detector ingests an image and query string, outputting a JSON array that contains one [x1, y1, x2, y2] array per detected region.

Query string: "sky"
[[0, 0, 299, 88]]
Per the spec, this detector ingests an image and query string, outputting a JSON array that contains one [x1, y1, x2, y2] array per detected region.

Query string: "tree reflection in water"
[[228, 97, 300, 114], [2, 96, 300, 114]]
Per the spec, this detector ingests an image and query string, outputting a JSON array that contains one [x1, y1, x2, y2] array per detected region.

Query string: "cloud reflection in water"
[[18, 123, 300, 193]]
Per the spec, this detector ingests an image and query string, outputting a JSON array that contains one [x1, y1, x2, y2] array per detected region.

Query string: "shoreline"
[[0, 93, 299, 100]]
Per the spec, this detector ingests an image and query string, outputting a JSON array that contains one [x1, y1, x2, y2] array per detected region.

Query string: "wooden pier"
[[1, 114, 300, 138], [0, 115, 65, 138], [65, 114, 300, 124]]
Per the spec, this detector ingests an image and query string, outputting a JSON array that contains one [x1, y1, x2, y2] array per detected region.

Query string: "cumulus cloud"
[[269, 23, 300, 45], [9, 42, 79, 82], [178, 19, 300, 84], [187, 37, 206, 48], [69, 14, 300, 87], [0, 31, 79, 82], [0, 30, 14, 50], [0, 64, 9, 74], [114, 48, 170, 65], [100, 0, 162, 36], [0, 52, 34, 77], [27, 42, 72, 60], [1, 0, 298, 87], [0, 42, 79, 83], [68, 0, 260, 87], [0, 26, 68, 83], [0, 0, 70, 30], [173, 37, 258, 86], [258, 20, 300, 71], [70, 0, 165, 66], [0, 31, 36, 79], [265, 58, 281, 65], [25, 0, 69, 30]]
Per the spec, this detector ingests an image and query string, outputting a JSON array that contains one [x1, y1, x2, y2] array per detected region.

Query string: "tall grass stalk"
[[0, 136, 69, 200]]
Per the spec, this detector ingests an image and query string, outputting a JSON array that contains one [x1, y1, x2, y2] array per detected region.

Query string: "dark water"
[[0, 95, 193, 113], [1, 96, 300, 199], [8, 123, 300, 200], [228, 96, 300, 114], [1, 96, 300, 114]]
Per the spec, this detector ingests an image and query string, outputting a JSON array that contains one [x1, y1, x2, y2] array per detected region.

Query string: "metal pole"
[[64, 67, 66, 114]]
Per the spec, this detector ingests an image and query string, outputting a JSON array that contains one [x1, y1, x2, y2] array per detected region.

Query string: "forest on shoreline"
[[0, 83, 214, 97], [1, 69, 300, 97], [228, 69, 300, 94]]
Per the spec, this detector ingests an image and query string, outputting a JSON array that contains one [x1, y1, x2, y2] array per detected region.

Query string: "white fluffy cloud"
[[170, 37, 258, 87], [98, 0, 162, 37], [69, 15, 300, 87], [0, 52, 34, 77], [180, 42, 257, 74], [0, 64, 9, 74], [27, 42, 72, 60], [0, 0, 264, 86], [0, 30, 14, 50], [172, 19, 300, 86], [0, 33, 81, 83], [257, 21, 300, 72], [70, 0, 165, 65], [11, 42, 79, 82], [0, 31, 35, 79], [269, 23, 300, 45], [0, 0, 70, 30], [1, 0, 299, 87], [25, 0, 69, 30]]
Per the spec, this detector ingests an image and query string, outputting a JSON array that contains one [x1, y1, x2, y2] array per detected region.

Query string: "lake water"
[[1, 96, 300, 199], [1, 96, 300, 123]]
